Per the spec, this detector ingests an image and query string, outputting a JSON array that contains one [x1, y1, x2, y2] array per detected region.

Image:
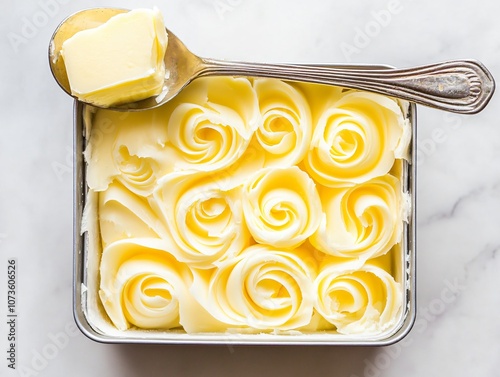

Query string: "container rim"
[[72, 64, 417, 345]]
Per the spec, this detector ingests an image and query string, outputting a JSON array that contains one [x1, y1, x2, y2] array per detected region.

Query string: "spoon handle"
[[199, 59, 494, 114]]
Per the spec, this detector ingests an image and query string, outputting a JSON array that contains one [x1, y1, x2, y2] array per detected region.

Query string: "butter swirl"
[[165, 77, 260, 172], [153, 171, 250, 268], [314, 259, 402, 334], [242, 166, 322, 248], [99, 238, 192, 330], [192, 244, 317, 330], [310, 174, 403, 260], [251, 79, 312, 167], [304, 91, 410, 187]]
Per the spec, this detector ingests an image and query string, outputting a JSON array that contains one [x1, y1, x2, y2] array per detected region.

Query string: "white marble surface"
[[1, 0, 500, 376]]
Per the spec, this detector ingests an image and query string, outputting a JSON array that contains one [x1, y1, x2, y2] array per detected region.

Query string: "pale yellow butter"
[[61, 8, 168, 107], [83, 77, 411, 335]]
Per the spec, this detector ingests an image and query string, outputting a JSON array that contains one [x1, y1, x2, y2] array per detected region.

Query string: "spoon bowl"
[[49, 8, 207, 111], [49, 8, 495, 114]]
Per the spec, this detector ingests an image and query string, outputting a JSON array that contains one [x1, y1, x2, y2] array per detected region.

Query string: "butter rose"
[[192, 244, 317, 330], [99, 238, 193, 331], [153, 171, 250, 269], [314, 258, 403, 335], [242, 166, 322, 249], [304, 91, 410, 187], [310, 174, 404, 260], [165, 77, 260, 172], [251, 79, 312, 167]]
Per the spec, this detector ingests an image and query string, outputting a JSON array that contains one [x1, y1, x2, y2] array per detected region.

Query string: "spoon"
[[49, 8, 495, 114]]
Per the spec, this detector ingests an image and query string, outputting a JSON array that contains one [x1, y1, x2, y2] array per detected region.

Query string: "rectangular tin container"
[[73, 65, 417, 345]]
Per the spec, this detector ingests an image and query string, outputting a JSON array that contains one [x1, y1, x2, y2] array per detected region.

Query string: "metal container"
[[73, 65, 417, 345]]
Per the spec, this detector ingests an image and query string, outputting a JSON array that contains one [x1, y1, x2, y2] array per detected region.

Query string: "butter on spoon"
[[49, 7, 495, 113], [50, 8, 167, 108]]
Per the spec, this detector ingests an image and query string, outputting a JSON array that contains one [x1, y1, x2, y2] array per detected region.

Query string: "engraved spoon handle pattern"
[[198, 59, 494, 114]]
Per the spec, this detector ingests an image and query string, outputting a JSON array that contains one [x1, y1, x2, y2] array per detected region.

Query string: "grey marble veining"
[[1, 0, 500, 376]]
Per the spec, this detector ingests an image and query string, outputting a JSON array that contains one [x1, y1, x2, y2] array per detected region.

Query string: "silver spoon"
[[49, 8, 495, 114]]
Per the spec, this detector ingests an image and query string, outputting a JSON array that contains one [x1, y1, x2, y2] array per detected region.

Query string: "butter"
[[310, 174, 404, 261], [314, 258, 403, 335], [190, 244, 317, 330], [61, 8, 168, 107], [303, 90, 410, 187], [82, 77, 411, 335], [242, 166, 322, 249], [153, 170, 251, 269]]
